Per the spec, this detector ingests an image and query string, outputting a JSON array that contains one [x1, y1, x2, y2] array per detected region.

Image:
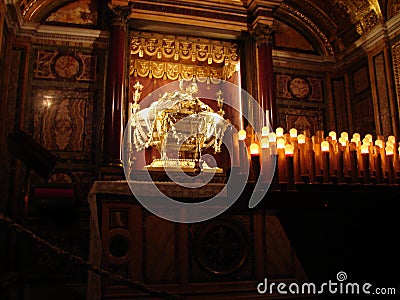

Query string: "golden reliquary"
[[130, 81, 229, 173]]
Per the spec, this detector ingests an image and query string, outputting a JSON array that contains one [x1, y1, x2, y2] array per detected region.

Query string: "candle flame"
[[284, 143, 294, 156], [289, 128, 297, 138], [238, 129, 246, 141], [261, 137, 269, 149], [250, 143, 260, 155], [361, 144, 369, 154], [297, 134, 306, 144], [321, 141, 330, 152], [386, 145, 394, 155], [375, 139, 383, 148], [276, 127, 284, 137], [277, 137, 285, 149], [329, 131, 337, 140]]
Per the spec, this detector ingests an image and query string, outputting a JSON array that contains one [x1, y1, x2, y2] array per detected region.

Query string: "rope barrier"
[[0, 212, 184, 300]]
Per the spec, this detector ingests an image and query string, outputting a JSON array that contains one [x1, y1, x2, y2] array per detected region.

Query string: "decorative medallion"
[[288, 77, 310, 99], [193, 218, 249, 275], [53, 54, 81, 79]]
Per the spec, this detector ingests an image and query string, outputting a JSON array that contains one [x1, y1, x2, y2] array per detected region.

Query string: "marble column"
[[251, 23, 277, 129], [103, 5, 131, 166]]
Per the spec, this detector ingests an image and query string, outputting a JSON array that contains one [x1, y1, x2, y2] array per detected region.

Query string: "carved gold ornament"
[[130, 34, 239, 81]]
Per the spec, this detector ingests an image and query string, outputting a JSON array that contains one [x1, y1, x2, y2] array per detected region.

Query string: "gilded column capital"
[[108, 3, 133, 27], [250, 22, 275, 45]]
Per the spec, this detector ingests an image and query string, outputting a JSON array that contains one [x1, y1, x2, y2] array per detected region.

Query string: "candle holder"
[[386, 150, 396, 185], [306, 141, 317, 184], [361, 144, 371, 184], [285, 144, 295, 190], [373, 145, 384, 184], [349, 142, 360, 184], [336, 143, 345, 184], [250, 143, 261, 182], [321, 141, 331, 184]]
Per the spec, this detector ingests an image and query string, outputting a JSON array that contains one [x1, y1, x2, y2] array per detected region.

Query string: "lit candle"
[[238, 129, 249, 174], [338, 137, 347, 180], [361, 144, 371, 184], [250, 142, 261, 182], [276, 127, 284, 138], [268, 132, 279, 190], [329, 131, 337, 141], [336, 142, 345, 184], [373, 145, 384, 184], [285, 143, 295, 190], [289, 129, 300, 183], [306, 139, 316, 183], [376, 137, 386, 175], [260, 137, 270, 183], [349, 142, 359, 184], [313, 131, 324, 179], [297, 133, 306, 178], [289, 128, 297, 139], [262, 126, 269, 137], [321, 140, 330, 184], [277, 137, 286, 184], [386, 145, 396, 184]]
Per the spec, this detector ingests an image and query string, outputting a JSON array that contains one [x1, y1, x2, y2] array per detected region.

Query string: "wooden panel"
[[144, 214, 178, 283]]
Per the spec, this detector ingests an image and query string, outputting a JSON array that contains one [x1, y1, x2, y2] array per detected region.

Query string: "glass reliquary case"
[[126, 80, 230, 179]]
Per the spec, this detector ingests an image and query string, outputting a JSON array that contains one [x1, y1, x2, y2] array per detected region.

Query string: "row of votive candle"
[[239, 127, 400, 188]]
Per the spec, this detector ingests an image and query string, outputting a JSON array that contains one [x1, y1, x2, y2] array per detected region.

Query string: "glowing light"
[[262, 126, 269, 137], [352, 133, 361, 143], [362, 138, 370, 146], [361, 144, 369, 154], [321, 141, 330, 152], [386, 145, 394, 155], [375, 139, 383, 148], [338, 137, 347, 147], [289, 128, 297, 138], [276, 127, 284, 138], [340, 132, 349, 141], [268, 132, 276, 143], [388, 135, 396, 144], [250, 143, 260, 155], [284, 144, 294, 156], [238, 129, 246, 141], [277, 137, 285, 149], [297, 134, 306, 144], [329, 131, 337, 140], [261, 137, 269, 149]]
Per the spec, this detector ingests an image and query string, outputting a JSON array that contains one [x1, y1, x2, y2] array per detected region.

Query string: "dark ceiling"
[[14, 0, 396, 56]]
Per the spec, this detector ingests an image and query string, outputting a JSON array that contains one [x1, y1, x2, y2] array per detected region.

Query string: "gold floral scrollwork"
[[144, 38, 159, 56], [181, 65, 194, 80], [229, 44, 239, 64], [130, 37, 141, 55], [210, 68, 222, 84], [162, 39, 176, 58], [150, 61, 165, 78], [179, 41, 192, 60], [212, 45, 225, 64], [135, 60, 150, 77], [166, 62, 180, 80], [223, 64, 236, 80], [195, 66, 209, 80], [196, 44, 209, 62]]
